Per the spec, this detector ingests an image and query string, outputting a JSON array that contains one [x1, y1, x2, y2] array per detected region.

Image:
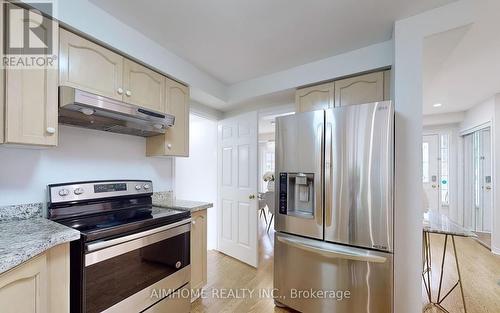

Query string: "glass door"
[[463, 127, 492, 233]]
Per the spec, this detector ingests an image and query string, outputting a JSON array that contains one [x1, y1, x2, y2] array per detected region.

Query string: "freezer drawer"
[[274, 232, 393, 313], [325, 101, 394, 252]]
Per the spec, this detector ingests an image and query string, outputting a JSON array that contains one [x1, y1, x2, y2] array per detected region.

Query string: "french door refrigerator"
[[274, 101, 394, 313]]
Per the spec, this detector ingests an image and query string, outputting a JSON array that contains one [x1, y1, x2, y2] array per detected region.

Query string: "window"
[[422, 142, 429, 183], [440, 134, 449, 206]]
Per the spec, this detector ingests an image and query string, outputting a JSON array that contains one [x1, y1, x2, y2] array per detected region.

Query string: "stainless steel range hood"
[[59, 86, 175, 137]]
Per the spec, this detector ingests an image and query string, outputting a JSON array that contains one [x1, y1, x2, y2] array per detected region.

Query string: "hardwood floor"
[[191, 217, 293, 313], [474, 232, 492, 250], [422, 233, 500, 313], [191, 219, 500, 313]]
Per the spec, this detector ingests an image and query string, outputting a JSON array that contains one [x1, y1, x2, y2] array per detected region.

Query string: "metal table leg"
[[422, 232, 468, 313]]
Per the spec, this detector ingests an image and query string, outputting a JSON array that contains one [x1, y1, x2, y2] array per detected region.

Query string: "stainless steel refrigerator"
[[274, 101, 393, 313]]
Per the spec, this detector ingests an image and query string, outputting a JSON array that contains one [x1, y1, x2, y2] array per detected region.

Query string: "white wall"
[[493, 94, 500, 254], [423, 112, 465, 126], [0, 126, 173, 207], [393, 1, 474, 312], [460, 97, 494, 133], [174, 114, 218, 250]]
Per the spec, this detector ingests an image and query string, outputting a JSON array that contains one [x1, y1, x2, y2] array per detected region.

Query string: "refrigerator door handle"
[[315, 122, 324, 226], [277, 235, 387, 263], [324, 119, 333, 227]]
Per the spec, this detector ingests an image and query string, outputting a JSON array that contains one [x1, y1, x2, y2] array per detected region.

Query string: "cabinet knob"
[[125, 90, 132, 97], [167, 143, 172, 149], [117, 88, 124, 95], [192, 220, 196, 225], [46, 127, 56, 134]]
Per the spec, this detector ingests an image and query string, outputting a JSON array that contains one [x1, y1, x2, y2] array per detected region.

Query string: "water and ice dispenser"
[[279, 172, 315, 218]]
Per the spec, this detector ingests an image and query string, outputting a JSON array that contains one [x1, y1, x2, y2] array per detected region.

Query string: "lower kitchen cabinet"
[[146, 78, 190, 157], [190, 209, 207, 301], [0, 243, 70, 313]]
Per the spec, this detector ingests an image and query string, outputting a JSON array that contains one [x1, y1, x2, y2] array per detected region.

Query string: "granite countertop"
[[423, 211, 477, 237], [0, 218, 80, 274], [152, 192, 213, 213]]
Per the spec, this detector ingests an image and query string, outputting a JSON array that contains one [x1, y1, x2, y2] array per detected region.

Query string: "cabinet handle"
[[117, 88, 124, 95], [125, 90, 132, 97], [46, 127, 56, 135]]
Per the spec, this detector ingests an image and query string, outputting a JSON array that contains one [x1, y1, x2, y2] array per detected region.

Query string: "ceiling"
[[91, 0, 454, 85], [423, 2, 500, 115]]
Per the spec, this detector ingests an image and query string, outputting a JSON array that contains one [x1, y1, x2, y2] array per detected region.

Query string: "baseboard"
[[491, 245, 500, 255]]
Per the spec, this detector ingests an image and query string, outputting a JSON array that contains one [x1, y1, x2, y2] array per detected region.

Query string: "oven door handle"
[[87, 218, 191, 252], [85, 219, 191, 267]]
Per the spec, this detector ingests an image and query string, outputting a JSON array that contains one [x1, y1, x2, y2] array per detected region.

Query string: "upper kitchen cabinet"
[[59, 29, 124, 101], [295, 82, 334, 113], [2, 4, 59, 146], [146, 79, 190, 157], [122, 59, 165, 112], [334, 71, 385, 107]]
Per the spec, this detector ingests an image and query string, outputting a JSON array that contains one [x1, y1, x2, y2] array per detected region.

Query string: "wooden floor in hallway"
[[191, 219, 500, 313], [191, 218, 292, 313], [422, 233, 500, 313]]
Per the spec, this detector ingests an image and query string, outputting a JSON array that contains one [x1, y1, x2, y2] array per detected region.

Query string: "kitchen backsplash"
[[0, 125, 174, 207]]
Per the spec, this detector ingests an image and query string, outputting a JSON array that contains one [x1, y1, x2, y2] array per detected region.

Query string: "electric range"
[[48, 180, 191, 313]]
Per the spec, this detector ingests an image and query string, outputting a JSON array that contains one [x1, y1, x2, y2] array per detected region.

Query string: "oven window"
[[84, 231, 190, 313]]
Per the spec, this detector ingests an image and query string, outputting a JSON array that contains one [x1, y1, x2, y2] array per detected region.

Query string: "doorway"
[[463, 127, 492, 243], [422, 134, 450, 214]]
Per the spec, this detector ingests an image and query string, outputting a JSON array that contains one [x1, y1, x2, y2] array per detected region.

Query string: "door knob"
[[431, 185, 436, 188], [249, 194, 256, 200]]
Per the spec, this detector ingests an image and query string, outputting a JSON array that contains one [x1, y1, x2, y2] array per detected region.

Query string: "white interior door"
[[423, 135, 440, 211], [217, 111, 258, 267]]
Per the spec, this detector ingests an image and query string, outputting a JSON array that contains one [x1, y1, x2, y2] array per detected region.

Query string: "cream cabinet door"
[[4, 9, 58, 146], [59, 29, 124, 100], [334, 71, 384, 107], [146, 79, 189, 157], [295, 82, 334, 113], [190, 209, 207, 298], [122, 59, 165, 112], [0, 254, 48, 313]]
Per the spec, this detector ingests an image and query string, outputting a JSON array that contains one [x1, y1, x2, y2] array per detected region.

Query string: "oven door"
[[83, 219, 191, 313]]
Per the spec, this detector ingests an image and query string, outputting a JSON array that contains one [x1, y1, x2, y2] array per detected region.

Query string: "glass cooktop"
[[58, 206, 190, 242]]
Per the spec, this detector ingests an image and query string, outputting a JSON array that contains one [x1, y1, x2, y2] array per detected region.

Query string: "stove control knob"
[[135, 185, 142, 191], [143, 184, 151, 190], [58, 189, 69, 196], [74, 187, 84, 195]]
